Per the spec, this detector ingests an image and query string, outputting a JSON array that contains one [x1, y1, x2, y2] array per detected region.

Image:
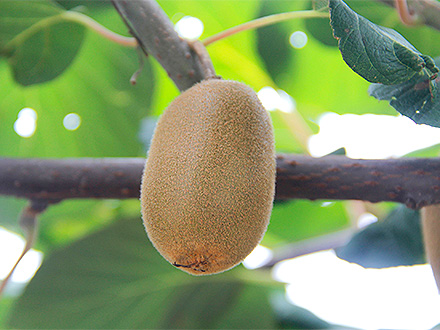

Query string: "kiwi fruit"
[[421, 205, 440, 292], [140, 78, 276, 275]]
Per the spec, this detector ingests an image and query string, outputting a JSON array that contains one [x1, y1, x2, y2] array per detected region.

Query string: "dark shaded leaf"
[[265, 200, 349, 247], [336, 205, 425, 268], [305, 16, 338, 47], [0, 1, 62, 46], [305, 0, 338, 47], [369, 58, 440, 127], [329, 0, 438, 85], [6, 218, 280, 329], [0, 0, 86, 85], [256, 0, 305, 82], [325, 147, 346, 156]]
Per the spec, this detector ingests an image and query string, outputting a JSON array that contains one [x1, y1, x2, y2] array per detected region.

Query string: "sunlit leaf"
[[0, 0, 86, 85], [264, 200, 350, 247], [0, 9, 154, 158], [329, 0, 438, 85], [255, 2, 393, 118], [0, 298, 14, 328]]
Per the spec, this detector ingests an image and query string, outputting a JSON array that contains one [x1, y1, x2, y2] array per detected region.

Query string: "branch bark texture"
[[112, 0, 206, 91], [2, 155, 440, 209]]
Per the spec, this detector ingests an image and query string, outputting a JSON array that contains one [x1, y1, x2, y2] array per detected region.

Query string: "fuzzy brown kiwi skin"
[[140, 78, 276, 275], [421, 205, 440, 292]]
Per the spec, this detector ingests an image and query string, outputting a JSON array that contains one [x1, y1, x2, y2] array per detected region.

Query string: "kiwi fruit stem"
[[188, 41, 218, 80]]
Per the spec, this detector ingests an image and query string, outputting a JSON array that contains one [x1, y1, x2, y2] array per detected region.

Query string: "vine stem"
[[394, 0, 419, 25], [63, 11, 137, 47], [202, 10, 329, 46]]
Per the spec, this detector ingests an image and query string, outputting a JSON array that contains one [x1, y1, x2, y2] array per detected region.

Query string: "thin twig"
[[394, 0, 419, 25], [202, 10, 329, 46], [375, 0, 440, 30], [63, 11, 138, 47], [188, 41, 218, 80]]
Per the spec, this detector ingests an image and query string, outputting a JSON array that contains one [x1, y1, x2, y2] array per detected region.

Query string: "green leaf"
[[305, 1, 338, 47], [0, 9, 155, 159], [271, 292, 333, 329], [256, 0, 304, 83], [0, 1, 62, 46], [6, 218, 282, 329], [264, 200, 350, 247], [0, 297, 14, 328], [0, 0, 86, 85], [329, 0, 438, 85], [255, 2, 393, 118], [404, 143, 440, 158], [312, 0, 329, 12], [336, 205, 425, 268], [369, 58, 440, 127]]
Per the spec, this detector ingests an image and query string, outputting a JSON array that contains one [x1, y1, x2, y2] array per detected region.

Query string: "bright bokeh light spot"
[[63, 113, 81, 131], [174, 16, 204, 40], [0, 227, 43, 283], [289, 31, 308, 49], [243, 245, 273, 269], [257, 87, 295, 113], [308, 112, 440, 159], [273, 250, 440, 329], [14, 107, 37, 138], [277, 90, 295, 113], [357, 212, 378, 229]]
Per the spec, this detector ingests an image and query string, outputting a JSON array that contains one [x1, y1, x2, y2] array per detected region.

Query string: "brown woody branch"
[[1, 155, 440, 209], [112, 0, 207, 91]]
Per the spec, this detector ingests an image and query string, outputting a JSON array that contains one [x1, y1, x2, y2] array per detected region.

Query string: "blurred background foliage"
[[0, 0, 439, 328]]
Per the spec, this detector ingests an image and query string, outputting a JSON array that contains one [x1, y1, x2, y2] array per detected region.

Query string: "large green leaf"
[[0, 5, 154, 249], [0, 8, 154, 158], [255, 1, 393, 118], [344, 0, 440, 57], [264, 200, 350, 247], [6, 217, 281, 329], [304, 0, 338, 47], [329, 0, 438, 85], [0, 0, 86, 85], [256, 0, 305, 83], [336, 205, 424, 268], [369, 57, 440, 127], [0, 298, 14, 328]]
